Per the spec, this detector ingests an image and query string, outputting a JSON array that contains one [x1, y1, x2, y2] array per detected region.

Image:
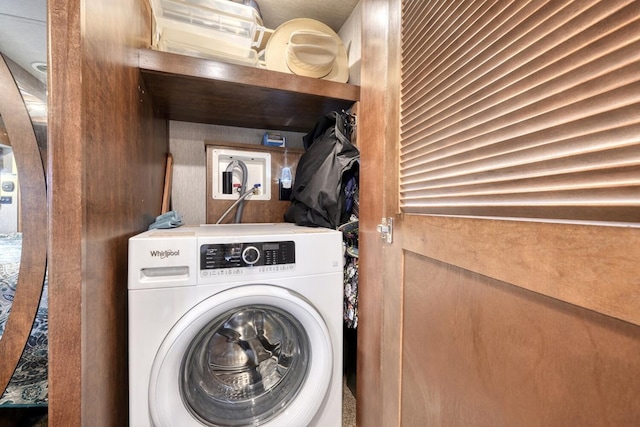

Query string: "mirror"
[[0, 0, 48, 404], [0, 125, 20, 234]]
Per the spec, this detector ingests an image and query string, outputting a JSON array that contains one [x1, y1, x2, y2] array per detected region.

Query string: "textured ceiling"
[[257, 0, 360, 32], [0, 0, 47, 84]]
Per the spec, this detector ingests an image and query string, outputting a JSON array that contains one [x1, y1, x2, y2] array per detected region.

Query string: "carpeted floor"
[[343, 377, 356, 427]]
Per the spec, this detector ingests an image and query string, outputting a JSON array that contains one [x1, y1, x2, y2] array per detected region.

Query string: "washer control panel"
[[200, 241, 295, 270]]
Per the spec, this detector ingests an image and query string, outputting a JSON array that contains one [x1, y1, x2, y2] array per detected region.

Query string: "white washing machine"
[[128, 223, 343, 427]]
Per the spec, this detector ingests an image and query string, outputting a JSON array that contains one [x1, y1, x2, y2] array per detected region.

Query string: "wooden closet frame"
[[47, 0, 362, 425]]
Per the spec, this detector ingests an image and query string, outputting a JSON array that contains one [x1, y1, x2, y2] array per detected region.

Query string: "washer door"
[[149, 284, 333, 427]]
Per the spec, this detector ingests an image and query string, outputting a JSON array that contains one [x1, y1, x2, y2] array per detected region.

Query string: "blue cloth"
[[148, 211, 183, 230]]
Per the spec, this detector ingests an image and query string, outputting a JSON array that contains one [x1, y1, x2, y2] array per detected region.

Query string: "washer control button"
[[242, 246, 261, 265]]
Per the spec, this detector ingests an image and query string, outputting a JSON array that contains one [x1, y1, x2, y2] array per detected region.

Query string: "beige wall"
[[339, 0, 362, 85]]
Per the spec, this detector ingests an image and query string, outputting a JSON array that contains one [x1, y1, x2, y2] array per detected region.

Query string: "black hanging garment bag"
[[284, 111, 359, 229]]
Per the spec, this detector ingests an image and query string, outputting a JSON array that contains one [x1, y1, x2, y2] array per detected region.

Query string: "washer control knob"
[[242, 246, 261, 265]]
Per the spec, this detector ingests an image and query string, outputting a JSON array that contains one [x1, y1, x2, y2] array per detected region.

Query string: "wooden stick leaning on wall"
[[161, 153, 173, 214]]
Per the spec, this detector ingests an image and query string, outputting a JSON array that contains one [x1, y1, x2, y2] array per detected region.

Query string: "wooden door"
[[358, 1, 640, 426]]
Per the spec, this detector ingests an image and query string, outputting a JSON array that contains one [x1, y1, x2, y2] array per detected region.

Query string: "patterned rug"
[[0, 233, 48, 407]]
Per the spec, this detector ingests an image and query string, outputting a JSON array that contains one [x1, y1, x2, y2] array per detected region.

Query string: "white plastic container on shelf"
[[149, 0, 265, 66], [157, 25, 260, 67]]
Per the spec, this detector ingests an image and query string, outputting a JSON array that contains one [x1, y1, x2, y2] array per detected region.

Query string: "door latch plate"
[[376, 217, 393, 243]]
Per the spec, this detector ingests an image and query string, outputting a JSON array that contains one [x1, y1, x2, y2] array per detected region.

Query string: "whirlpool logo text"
[[150, 249, 180, 259]]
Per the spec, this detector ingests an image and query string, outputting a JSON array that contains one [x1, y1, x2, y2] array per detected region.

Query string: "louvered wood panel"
[[400, 0, 640, 222]]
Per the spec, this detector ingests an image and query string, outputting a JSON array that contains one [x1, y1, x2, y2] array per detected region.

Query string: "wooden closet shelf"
[[138, 49, 360, 132]]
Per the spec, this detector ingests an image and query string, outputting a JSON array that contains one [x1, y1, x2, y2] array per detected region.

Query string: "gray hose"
[[224, 160, 248, 223]]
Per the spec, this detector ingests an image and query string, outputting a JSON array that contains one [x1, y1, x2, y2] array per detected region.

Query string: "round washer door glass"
[[149, 285, 333, 427], [181, 304, 309, 426]]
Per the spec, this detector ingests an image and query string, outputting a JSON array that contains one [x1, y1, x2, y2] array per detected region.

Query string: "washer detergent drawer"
[[128, 234, 198, 290], [140, 265, 189, 279]]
